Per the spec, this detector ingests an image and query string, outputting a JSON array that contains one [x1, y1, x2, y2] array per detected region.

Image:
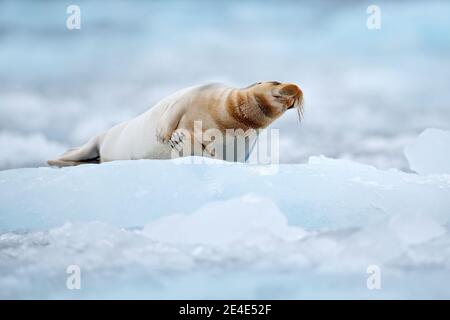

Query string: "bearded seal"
[[48, 81, 303, 166]]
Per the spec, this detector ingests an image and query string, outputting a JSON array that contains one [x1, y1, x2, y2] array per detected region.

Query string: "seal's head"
[[245, 81, 304, 123], [225, 81, 304, 130]]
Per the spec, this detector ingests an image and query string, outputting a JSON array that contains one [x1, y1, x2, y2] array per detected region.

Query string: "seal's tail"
[[47, 135, 102, 167]]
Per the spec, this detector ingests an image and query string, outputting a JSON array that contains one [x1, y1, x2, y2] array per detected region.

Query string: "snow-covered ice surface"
[[1, 130, 450, 299]]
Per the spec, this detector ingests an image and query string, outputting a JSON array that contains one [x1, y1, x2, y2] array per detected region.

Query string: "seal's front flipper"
[[47, 135, 101, 167], [155, 100, 186, 143]]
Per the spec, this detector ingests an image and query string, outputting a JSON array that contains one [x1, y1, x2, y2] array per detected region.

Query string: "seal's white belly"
[[99, 106, 171, 161]]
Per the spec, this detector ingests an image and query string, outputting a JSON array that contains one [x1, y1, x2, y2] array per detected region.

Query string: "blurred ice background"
[[1, 0, 450, 170]]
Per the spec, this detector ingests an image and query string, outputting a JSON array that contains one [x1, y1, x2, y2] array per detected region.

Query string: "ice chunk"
[[1, 197, 449, 299], [1, 156, 450, 232], [1, 152, 450, 299], [1, 133, 450, 299], [143, 195, 307, 246], [405, 128, 450, 175]]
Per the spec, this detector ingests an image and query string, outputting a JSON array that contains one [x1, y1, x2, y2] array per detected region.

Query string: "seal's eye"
[[244, 82, 262, 89]]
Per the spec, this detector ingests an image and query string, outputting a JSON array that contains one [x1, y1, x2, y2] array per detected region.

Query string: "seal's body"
[[48, 82, 303, 167]]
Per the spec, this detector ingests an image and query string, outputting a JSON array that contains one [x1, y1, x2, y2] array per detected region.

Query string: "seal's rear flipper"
[[47, 135, 102, 167], [47, 157, 100, 167]]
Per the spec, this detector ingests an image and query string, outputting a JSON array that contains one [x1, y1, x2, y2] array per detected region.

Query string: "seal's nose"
[[279, 84, 302, 97]]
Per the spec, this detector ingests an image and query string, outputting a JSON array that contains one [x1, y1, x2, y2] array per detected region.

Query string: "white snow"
[[405, 128, 450, 175], [0, 129, 450, 299]]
